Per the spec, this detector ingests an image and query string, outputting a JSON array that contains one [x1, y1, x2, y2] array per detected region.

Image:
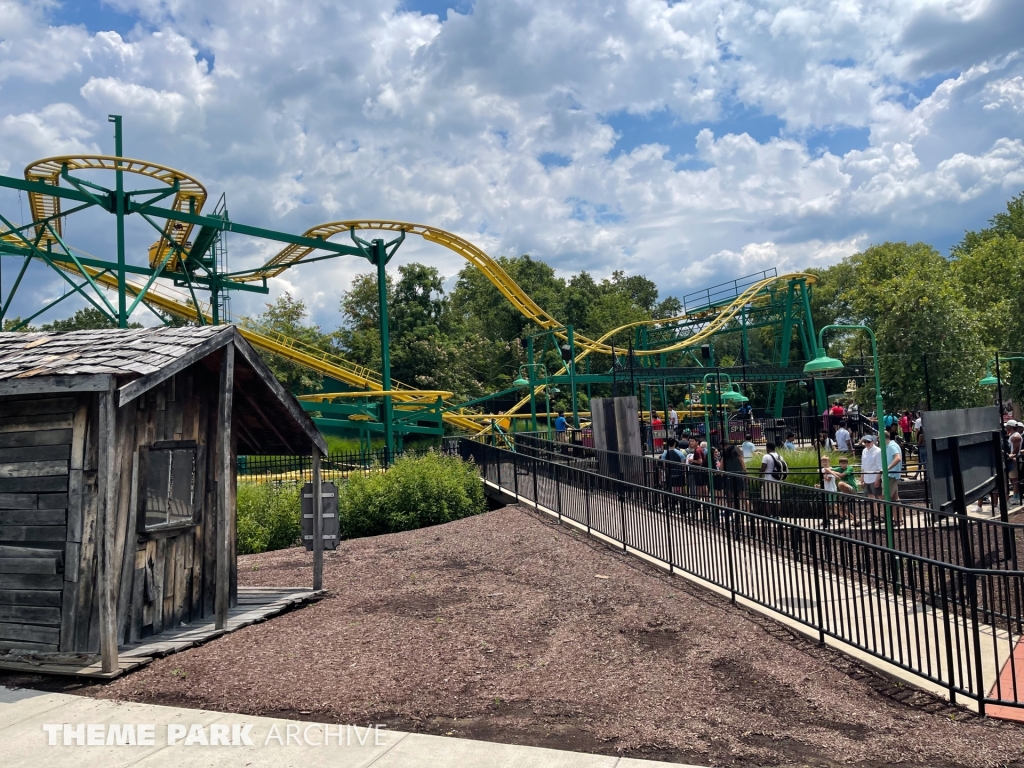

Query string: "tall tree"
[[248, 293, 334, 393]]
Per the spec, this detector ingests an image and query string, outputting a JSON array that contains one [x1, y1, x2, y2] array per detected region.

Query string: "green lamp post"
[[804, 325, 894, 549], [514, 363, 552, 438]]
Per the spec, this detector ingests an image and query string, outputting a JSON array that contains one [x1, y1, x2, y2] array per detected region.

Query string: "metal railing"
[[458, 438, 1024, 716], [511, 432, 1023, 574], [236, 448, 434, 484]]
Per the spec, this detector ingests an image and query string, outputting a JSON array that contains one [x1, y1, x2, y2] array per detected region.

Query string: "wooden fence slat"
[[0, 590, 63, 607], [0, 429, 72, 450]]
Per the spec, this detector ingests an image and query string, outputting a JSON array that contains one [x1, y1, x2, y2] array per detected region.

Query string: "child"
[[820, 456, 838, 493]]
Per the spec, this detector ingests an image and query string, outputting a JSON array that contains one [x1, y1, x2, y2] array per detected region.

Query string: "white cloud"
[[0, 0, 1021, 330]]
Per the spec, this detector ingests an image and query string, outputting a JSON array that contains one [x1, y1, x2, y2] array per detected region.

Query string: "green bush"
[[236, 482, 302, 554], [339, 452, 486, 538]]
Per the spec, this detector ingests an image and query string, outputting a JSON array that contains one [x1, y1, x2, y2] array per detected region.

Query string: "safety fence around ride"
[[511, 432, 1023, 574], [457, 438, 1024, 717], [236, 448, 435, 485]]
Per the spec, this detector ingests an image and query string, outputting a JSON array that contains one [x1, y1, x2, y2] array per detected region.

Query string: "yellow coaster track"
[[24, 155, 207, 272]]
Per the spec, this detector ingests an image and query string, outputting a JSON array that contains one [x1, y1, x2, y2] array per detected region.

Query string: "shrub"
[[745, 448, 850, 488], [339, 452, 486, 539], [236, 482, 302, 554]]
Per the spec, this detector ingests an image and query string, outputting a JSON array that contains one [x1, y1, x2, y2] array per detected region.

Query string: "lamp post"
[[701, 372, 748, 503], [980, 355, 1024, 421], [513, 363, 553, 438], [805, 324, 894, 550]]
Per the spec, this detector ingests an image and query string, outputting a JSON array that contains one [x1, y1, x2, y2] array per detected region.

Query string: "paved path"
[[0, 686, 703, 768]]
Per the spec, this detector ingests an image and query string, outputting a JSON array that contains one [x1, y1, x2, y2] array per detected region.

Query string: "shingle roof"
[[0, 326, 224, 380]]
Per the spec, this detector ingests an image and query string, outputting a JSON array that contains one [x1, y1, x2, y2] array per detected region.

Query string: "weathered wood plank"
[[0, 460, 69, 478], [38, 493, 69, 510], [70, 399, 88, 471], [64, 541, 80, 583], [0, 525, 67, 542], [0, 494, 36, 510], [215, 344, 234, 629], [57, 581, 75, 651], [66, 472, 84, 545], [129, 549, 145, 644], [172, 535, 186, 629], [0, 375, 111, 397], [73, 480, 99, 652], [0, 445, 71, 464], [0, 589, 63, 607], [0, 640, 60, 653], [0, 622, 61, 644], [96, 387, 120, 672], [0, 510, 66, 525], [0, 604, 60, 625], [116, 450, 140, 645], [0, 476, 68, 493], [0, 558, 57, 575], [0, 413, 75, 434], [0, 573, 63, 590], [0, 397, 77, 418], [152, 538, 166, 635], [0, 545, 63, 560], [0, 429, 72, 450]]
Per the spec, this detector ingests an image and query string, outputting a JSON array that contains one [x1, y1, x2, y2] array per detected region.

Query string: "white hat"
[[1007, 419, 1020, 427], [862, 434, 875, 442]]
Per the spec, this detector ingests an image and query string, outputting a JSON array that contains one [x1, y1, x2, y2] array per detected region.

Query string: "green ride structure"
[[0, 118, 829, 457]]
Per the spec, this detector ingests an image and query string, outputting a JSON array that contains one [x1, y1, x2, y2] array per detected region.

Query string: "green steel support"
[[771, 281, 797, 417], [372, 239, 395, 462], [110, 115, 127, 327], [527, 337, 538, 432], [568, 325, 579, 428], [798, 279, 828, 411]]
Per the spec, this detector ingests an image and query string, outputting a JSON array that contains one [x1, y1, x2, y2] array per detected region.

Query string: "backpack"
[[663, 448, 684, 463], [768, 452, 789, 481]]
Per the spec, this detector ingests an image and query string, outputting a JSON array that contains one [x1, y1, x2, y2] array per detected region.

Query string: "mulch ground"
[[6, 505, 1024, 767]]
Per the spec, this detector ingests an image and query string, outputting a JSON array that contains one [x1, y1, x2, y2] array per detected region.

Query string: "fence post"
[[811, 531, 825, 645], [940, 570, 958, 706], [664, 492, 674, 574], [532, 454, 539, 507], [585, 470, 592, 534], [513, 447, 520, 498], [619, 487, 627, 552], [726, 505, 737, 604], [555, 461, 562, 523], [969, 574, 987, 717]]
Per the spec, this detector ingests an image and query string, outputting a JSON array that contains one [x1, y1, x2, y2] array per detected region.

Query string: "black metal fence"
[[458, 438, 1024, 716], [236, 448, 434, 484], [511, 432, 1023, 574]]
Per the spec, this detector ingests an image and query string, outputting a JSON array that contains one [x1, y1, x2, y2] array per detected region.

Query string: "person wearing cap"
[[860, 435, 884, 519]]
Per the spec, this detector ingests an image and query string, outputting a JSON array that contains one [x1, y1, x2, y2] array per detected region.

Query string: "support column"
[[567, 326, 579, 429], [527, 337, 538, 432], [97, 383, 119, 674], [109, 115, 127, 328], [215, 343, 235, 630], [312, 448, 323, 591], [771, 282, 796, 417], [373, 240, 395, 462]]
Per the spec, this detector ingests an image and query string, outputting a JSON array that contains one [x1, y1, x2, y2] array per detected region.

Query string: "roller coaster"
[[0, 117, 826, 455]]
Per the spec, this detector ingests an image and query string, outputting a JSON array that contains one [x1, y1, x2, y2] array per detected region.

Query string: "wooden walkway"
[[0, 586, 323, 679]]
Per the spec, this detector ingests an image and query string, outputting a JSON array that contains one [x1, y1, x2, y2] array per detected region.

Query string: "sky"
[[1, 0, 1023, 330]]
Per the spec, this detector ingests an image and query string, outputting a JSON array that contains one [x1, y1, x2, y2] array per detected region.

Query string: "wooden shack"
[[0, 325, 327, 673]]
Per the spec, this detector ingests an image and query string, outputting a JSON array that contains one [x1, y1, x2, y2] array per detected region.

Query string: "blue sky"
[[1, 0, 1023, 329]]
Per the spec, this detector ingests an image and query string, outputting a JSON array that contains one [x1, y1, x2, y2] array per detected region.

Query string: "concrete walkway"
[[0, 686, 704, 768]]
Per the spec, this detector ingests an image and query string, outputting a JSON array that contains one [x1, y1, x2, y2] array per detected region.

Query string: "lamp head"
[[512, 376, 530, 388], [979, 374, 1001, 387], [804, 347, 845, 377]]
